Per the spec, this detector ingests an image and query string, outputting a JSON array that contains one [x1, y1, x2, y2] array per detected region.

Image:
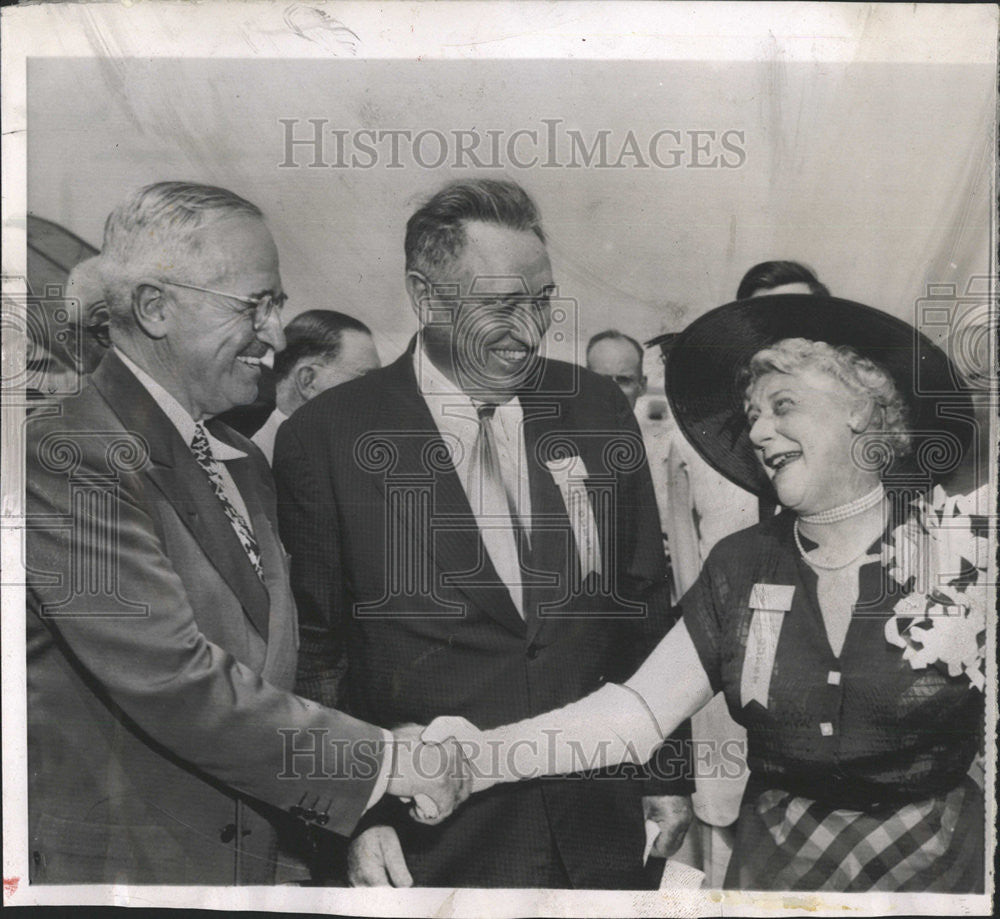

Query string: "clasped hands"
[[385, 722, 481, 824]]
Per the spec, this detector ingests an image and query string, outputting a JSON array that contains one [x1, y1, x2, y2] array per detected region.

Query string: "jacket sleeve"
[[26, 423, 385, 839]]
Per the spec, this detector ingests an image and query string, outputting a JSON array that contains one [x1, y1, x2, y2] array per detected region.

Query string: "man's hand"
[[386, 724, 471, 824], [643, 794, 693, 860], [347, 825, 413, 887]]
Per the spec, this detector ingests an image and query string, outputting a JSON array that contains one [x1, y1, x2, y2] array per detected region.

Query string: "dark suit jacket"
[[275, 351, 692, 888], [26, 351, 386, 885]]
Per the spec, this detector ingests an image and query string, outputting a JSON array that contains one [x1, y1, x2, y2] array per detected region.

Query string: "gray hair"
[[744, 338, 912, 457], [99, 182, 263, 325]]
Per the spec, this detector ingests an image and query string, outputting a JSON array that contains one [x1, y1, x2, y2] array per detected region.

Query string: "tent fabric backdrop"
[[26, 58, 993, 381]]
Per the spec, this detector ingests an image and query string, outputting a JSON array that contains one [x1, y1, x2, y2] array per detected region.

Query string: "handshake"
[[384, 719, 489, 824]]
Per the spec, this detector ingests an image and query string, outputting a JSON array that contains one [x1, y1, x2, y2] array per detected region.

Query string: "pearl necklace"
[[793, 519, 878, 571], [799, 485, 885, 525]]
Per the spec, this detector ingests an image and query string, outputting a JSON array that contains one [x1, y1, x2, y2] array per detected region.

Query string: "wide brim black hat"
[[665, 294, 975, 498]]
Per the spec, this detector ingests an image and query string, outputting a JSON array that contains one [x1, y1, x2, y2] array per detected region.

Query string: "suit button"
[[304, 809, 318, 821], [220, 823, 237, 843], [289, 806, 305, 819], [526, 644, 540, 660], [315, 813, 330, 826]]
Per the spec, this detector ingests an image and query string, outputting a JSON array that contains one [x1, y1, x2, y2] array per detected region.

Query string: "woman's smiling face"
[[745, 366, 878, 514]]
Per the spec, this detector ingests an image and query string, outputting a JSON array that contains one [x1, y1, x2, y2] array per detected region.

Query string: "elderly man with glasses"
[[24, 181, 469, 886]]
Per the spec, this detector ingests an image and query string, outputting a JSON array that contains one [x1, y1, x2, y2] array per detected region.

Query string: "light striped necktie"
[[472, 403, 530, 616], [475, 404, 527, 534], [190, 422, 265, 581]]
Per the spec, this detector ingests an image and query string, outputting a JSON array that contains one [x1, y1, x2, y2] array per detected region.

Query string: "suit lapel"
[[520, 393, 578, 645], [92, 353, 271, 639], [368, 353, 525, 636]]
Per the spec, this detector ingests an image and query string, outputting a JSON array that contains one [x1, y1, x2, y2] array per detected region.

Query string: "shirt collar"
[[114, 346, 246, 460], [414, 336, 525, 438], [414, 335, 472, 402], [414, 335, 522, 410]]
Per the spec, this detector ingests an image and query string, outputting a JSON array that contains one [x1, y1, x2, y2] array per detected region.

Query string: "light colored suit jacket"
[[26, 352, 384, 885]]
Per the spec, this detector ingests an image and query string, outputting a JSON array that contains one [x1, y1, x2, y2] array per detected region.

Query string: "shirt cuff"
[[363, 728, 394, 813]]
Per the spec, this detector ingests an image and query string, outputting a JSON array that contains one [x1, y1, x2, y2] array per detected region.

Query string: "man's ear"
[[405, 270, 432, 324], [294, 362, 317, 400], [132, 280, 170, 339]]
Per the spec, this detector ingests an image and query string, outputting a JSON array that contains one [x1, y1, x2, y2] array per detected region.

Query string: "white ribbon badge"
[[740, 584, 795, 709], [545, 455, 602, 580]]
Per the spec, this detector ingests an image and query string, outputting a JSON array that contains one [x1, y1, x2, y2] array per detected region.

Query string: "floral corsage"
[[884, 485, 990, 691]]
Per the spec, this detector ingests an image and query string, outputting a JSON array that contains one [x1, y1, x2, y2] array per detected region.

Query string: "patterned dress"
[[681, 504, 984, 892]]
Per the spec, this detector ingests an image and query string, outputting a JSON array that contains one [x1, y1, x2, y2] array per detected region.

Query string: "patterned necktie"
[[190, 422, 265, 581]]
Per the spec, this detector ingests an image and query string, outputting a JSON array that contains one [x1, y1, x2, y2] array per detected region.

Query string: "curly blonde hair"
[[743, 338, 912, 458]]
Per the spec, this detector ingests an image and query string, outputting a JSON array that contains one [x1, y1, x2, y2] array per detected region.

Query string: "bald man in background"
[[585, 330, 647, 410]]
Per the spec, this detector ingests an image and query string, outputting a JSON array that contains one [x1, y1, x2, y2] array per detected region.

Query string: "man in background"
[[585, 329, 647, 410], [736, 259, 830, 299], [253, 309, 380, 462]]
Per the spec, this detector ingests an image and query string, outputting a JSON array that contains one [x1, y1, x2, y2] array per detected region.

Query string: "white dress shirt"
[[415, 340, 532, 616], [251, 407, 288, 465]]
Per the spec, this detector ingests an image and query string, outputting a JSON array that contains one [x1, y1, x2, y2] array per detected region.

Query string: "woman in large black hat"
[[425, 295, 987, 892]]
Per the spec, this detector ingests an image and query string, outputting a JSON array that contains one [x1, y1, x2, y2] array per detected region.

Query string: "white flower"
[[905, 605, 984, 679], [892, 593, 928, 617], [883, 486, 988, 693], [952, 484, 989, 518]]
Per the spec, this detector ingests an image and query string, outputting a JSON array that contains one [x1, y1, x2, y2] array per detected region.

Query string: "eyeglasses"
[[162, 280, 287, 330]]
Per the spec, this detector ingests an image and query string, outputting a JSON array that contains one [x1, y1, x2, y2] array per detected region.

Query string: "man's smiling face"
[[160, 215, 285, 419], [419, 221, 555, 401]]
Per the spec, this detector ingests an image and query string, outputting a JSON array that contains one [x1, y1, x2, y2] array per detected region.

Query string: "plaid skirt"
[[725, 777, 984, 892]]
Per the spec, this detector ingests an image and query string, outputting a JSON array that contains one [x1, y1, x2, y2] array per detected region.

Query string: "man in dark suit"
[[275, 178, 692, 888], [25, 182, 467, 885]]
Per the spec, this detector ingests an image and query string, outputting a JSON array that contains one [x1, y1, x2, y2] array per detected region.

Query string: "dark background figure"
[[585, 329, 648, 410], [252, 309, 380, 463], [736, 260, 830, 300]]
